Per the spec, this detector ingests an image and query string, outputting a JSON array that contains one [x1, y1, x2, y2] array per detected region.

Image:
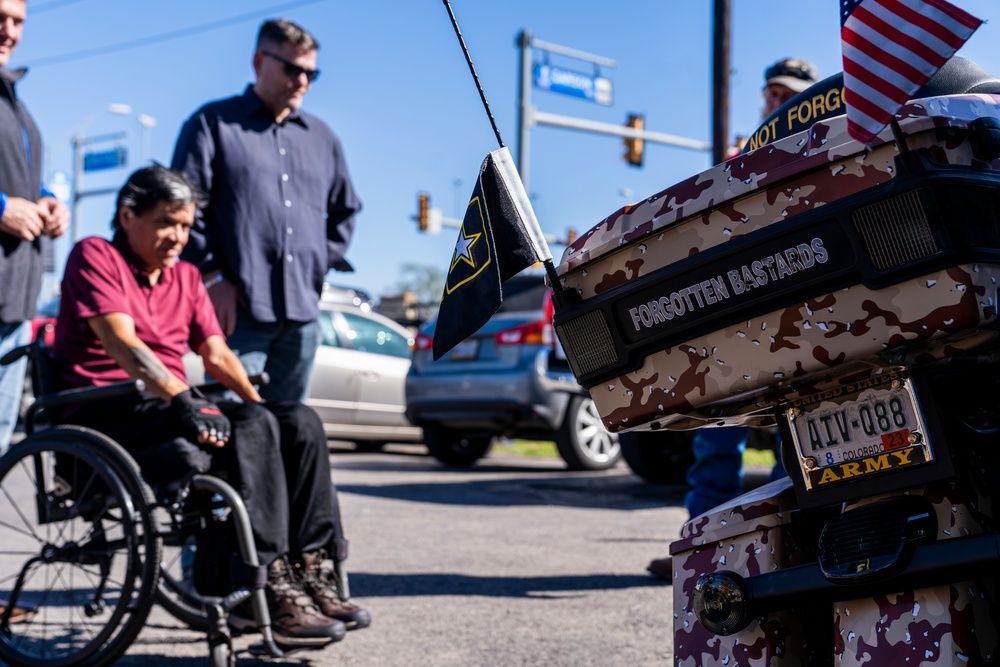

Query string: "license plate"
[[786, 376, 933, 491], [448, 339, 480, 361]]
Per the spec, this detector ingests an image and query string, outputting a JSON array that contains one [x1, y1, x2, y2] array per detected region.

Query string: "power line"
[[32, 0, 89, 15], [24, 0, 328, 68]]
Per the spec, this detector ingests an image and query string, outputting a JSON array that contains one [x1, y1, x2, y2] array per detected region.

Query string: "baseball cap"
[[763, 58, 819, 94]]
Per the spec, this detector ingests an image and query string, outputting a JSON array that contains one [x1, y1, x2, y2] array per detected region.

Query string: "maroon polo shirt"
[[53, 233, 223, 390]]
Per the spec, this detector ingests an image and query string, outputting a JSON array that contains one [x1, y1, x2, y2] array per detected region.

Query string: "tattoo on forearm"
[[128, 346, 170, 384]]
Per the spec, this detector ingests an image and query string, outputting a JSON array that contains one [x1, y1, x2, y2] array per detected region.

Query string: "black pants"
[[67, 395, 343, 567]]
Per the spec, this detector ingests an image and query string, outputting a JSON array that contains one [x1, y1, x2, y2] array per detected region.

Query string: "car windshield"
[[420, 275, 548, 336], [496, 276, 547, 313]]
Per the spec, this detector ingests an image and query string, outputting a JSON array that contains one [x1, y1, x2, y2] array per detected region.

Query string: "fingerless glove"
[[171, 388, 232, 442]]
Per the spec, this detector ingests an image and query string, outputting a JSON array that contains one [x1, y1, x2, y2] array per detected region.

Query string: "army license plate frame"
[[786, 376, 934, 492]]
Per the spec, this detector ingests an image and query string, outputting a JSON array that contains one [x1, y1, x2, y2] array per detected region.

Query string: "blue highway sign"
[[533, 64, 613, 106], [83, 147, 127, 172]]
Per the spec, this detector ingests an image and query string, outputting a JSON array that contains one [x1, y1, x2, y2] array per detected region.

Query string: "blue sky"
[[12, 0, 1000, 302]]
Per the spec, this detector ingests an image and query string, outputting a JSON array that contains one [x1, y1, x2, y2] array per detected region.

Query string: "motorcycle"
[[549, 56, 1000, 665]]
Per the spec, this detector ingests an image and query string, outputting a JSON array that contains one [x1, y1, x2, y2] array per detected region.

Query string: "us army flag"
[[433, 147, 552, 361]]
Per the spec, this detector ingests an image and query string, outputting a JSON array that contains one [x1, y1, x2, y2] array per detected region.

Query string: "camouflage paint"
[[553, 94, 1000, 434], [672, 478, 813, 666], [556, 94, 1000, 666], [671, 482, 998, 666], [831, 487, 998, 665]]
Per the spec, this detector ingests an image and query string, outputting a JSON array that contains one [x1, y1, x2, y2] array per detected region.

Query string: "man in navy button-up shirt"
[[171, 18, 360, 403]]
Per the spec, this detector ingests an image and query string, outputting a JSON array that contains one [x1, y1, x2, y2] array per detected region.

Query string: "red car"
[[30, 295, 59, 347]]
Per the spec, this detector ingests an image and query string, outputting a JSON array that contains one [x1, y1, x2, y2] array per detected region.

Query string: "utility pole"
[[517, 30, 534, 192], [516, 30, 711, 194], [711, 0, 731, 165]]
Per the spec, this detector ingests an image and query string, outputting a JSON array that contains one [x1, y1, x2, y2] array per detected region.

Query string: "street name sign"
[[83, 147, 127, 172], [533, 64, 613, 106]]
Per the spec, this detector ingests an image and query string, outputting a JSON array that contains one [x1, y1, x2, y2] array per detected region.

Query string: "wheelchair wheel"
[[209, 632, 234, 667], [0, 427, 161, 667], [155, 528, 211, 630]]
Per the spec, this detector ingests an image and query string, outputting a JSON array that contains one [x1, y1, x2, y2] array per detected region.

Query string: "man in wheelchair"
[[49, 165, 369, 649]]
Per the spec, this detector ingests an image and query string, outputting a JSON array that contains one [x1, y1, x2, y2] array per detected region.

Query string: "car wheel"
[[619, 430, 696, 484], [554, 395, 621, 471], [354, 440, 386, 452], [423, 427, 493, 467]]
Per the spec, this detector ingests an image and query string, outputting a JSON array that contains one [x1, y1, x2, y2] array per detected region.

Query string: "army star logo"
[[451, 228, 481, 271], [444, 195, 493, 295]]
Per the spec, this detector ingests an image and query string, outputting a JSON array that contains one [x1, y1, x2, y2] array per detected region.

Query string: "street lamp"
[[72, 103, 131, 136], [137, 113, 157, 164]]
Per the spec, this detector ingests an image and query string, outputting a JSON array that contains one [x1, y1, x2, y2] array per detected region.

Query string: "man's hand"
[[171, 388, 231, 447], [205, 274, 239, 336], [38, 196, 70, 239], [0, 196, 45, 241]]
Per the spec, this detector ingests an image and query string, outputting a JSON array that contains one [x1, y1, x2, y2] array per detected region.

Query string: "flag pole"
[[441, 0, 566, 295], [442, 0, 505, 149]]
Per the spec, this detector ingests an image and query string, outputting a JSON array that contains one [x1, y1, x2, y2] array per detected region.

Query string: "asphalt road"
[[109, 443, 767, 667]]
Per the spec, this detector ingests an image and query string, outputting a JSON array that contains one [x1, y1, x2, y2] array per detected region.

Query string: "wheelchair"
[[0, 334, 352, 667]]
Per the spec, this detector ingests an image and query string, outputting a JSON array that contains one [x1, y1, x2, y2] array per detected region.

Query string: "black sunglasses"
[[764, 61, 813, 83], [262, 50, 321, 83]]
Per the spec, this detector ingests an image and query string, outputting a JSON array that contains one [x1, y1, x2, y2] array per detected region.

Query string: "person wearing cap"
[[762, 57, 820, 119]]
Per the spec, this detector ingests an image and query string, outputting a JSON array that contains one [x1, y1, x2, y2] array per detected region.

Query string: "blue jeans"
[[684, 426, 747, 518], [0, 321, 30, 456], [224, 313, 321, 403]]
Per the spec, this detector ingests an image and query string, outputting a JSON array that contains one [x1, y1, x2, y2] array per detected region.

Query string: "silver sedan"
[[185, 300, 422, 449]]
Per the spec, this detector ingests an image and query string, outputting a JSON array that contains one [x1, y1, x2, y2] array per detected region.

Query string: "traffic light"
[[623, 113, 645, 167], [417, 192, 429, 231]]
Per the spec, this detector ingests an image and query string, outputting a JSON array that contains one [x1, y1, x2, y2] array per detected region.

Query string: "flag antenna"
[[442, 0, 505, 149], [441, 0, 567, 299]]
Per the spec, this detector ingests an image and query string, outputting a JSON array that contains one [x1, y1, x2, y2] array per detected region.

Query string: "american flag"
[[841, 0, 982, 145]]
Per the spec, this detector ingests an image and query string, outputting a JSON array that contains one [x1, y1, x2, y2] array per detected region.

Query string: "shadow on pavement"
[[346, 571, 662, 599], [118, 643, 318, 667], [330, 453, 573, 475], [117, 655, 315, 667], [336, 473, 688, 511]]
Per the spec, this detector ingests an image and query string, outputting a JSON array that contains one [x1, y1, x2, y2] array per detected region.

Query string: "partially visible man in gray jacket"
[[0, 0, 70, 454]]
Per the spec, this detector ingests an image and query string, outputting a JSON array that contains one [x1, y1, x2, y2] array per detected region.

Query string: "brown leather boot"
[[294, 550, 372, 630], [266, 556, 346, 647], [646, 556, 673, 581]]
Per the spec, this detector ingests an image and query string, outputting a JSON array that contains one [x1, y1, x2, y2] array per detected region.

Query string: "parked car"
[[546, 292, 696, 484], [405, 273, 621, 470], [30, 294, 59, 347], [186, 299, 422, 449], [615, 431, 695, 485], [321, 282, 376, 312]]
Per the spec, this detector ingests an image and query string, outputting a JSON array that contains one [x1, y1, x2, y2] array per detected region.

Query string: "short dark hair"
[[111, 165, 205, 231], [256, 18, 319, 52]]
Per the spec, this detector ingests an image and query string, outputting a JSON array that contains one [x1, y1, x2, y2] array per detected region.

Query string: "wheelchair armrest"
[[0, 340, 42, 367], [195, 372, 270, 396], [26, 379, 146, 435]]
